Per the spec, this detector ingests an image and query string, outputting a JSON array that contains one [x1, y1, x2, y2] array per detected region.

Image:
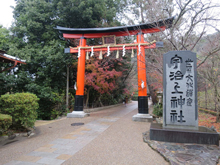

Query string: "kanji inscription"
[[163, 51, 198, 130]]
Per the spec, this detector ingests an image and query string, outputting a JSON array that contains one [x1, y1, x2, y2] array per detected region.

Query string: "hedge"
[[0, 114, 12, 134], [0, 93, 39, 130]]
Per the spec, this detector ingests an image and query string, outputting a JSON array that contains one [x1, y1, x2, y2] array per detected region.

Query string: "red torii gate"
[[56, 17, 174, 118]]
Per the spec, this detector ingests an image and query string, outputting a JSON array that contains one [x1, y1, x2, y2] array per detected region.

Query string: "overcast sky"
[[0, 0, 219, 34], [0, 0, 16, 28]]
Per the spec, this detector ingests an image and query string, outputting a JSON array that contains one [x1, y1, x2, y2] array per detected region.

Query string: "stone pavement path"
[[1, 101, 168, 165]]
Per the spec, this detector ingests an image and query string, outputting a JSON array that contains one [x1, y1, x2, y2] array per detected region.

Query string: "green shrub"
[[153, 103, 163, 117], [26, 83, 67, 120], [0, 93, 39, 130], [132, 95, 138, 101], [0, 114, 12, 134], [100, 93, 118, 106], [49, 92, 66, 120]]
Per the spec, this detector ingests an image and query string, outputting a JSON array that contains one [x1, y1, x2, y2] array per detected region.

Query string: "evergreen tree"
[[1, 0, 126, 119]]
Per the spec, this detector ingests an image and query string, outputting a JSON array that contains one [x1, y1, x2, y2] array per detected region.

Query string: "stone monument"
[[163, 51, 198, 130], [150, 51, 219, 145]]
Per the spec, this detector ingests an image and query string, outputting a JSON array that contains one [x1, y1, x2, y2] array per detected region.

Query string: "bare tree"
[[122, 0, 220, 103], [197, 33, 220, 122]]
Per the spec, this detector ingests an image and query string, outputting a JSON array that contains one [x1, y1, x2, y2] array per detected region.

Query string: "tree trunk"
[[216, 101, 220, 122], [85, 87, 91, 108], [214, 87, 217, 111], [205, 80, 207, 109], [148, 85, 157, 104], [98, 95, 104, 107], [214, 86, 220, 122], [66, 66, 69, 109]]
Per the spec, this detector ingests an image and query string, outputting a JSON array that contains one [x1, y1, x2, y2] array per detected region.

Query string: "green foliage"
[[26, 84, 66, 120], [68, 93, 75, 111], [50, 92, 67, 120], [54, 0, 121, 29], [153, 103, 163, 117], [0, 71, 32, 95], [100, 93, 118, 105], [132, 95, 138, 101], [0, 93, 39, 130], [0, 26, 10, 51], [0, 114, 12, 134], [12, 0, 57, 46], [2, 0, 127, 120]]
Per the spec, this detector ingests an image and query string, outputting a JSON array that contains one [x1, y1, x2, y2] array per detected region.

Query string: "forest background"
[[0, 0, 220, 121]]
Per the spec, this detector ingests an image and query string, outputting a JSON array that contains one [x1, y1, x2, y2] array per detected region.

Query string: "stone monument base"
[[67, 111, 89, 118], [132, 113, 153, 122], [150, 123, 219, 145]]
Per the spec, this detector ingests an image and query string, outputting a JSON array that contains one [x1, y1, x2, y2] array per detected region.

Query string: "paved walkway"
[[0, 101, 168, 165]]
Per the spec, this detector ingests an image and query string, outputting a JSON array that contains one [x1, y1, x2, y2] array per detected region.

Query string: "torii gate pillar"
[[67, 37, 89, 118], [132, 33, 153, 122]]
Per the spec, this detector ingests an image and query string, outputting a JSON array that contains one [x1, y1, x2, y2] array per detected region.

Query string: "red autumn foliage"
[[84, 57, 123, 94]]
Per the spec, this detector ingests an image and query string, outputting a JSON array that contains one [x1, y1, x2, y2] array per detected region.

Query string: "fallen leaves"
[[198, 111, 220, 132]]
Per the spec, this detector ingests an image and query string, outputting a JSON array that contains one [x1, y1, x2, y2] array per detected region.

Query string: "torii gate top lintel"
[[56, 17, 174, 39]]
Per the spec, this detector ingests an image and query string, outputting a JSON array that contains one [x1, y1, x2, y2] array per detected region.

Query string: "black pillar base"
[[138, 96, 148, 114], [74, 95, 84, 111]]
